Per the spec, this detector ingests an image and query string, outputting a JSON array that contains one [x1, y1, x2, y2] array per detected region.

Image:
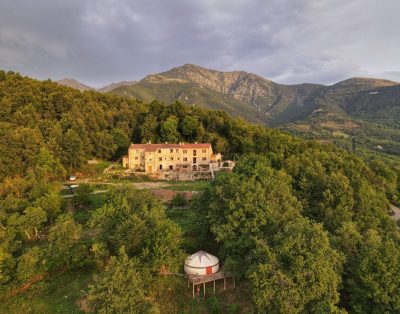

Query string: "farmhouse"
[[122, 142, 221, 173]]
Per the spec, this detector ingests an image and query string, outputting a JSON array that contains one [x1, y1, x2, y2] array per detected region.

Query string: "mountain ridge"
[[109, 64, 399, 126], [56, 79, 138, 93]]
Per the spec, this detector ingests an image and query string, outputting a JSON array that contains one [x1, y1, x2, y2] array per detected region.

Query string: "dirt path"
[[61, 190, 108, 198], [63, 181, 171, 189], [131, 181, 171, 189]]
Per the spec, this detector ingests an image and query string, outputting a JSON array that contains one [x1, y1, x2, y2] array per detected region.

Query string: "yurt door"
[[206, 266, 212, 275]]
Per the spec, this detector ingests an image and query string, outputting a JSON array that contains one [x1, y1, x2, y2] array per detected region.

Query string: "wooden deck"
[[186, 271, 235, 298]]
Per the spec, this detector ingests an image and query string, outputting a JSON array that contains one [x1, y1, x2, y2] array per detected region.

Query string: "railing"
[[187, 271, 231, 284]]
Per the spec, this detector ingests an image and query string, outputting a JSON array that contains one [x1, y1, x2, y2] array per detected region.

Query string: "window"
[[135, 157, 138, 160], [159, 157, 162, 161], [176, 149, 179, 153], [170, 157, 173, 161], [159, 165, 162, 170], [183, 157, 188, 162], [183, 150, 187, 154], [158, 149, 161, 153], [170, 149, 173, 153], [202, 157, 206, 161], [202, 149, 206, 153], [193, 150, 197, 156]]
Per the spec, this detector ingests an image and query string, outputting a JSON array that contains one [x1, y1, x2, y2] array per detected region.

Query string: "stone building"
[[122, 142, 221, 173]]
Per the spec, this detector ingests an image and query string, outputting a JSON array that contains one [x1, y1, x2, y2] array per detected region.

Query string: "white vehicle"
[[68, 175, 76, 181]]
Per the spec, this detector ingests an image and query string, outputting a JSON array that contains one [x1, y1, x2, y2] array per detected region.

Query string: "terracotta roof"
[[129, 143, 211, 152]]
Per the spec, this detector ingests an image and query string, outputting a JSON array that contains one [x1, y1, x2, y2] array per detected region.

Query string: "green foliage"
[[72, 184, 94, 209], [198, 151, 400, 312], [345, 230, 400, 313], [0, 70, 400, 312], [16, 246, 46, 283], [88, 247, 153, 313], [90, 186, 184, 273], [248, 219, 343, 313], [47, 214, 86, 271], [171, 193, 188, 207], [161, 115, 180, 143]]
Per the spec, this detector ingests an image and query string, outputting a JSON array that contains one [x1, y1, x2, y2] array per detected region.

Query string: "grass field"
[[166, 180, 211, 191]]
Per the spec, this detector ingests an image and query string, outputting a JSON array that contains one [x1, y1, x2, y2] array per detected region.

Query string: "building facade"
[[123, 142, 220, 173]]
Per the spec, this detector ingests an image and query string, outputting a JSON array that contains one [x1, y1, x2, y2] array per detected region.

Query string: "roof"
[[129, 143, 211, 152], [184, 251, 219, 268]]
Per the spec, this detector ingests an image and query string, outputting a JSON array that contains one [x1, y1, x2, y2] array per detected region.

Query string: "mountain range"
[[57, 78, 137, 93], [57, 64, 400, 155]]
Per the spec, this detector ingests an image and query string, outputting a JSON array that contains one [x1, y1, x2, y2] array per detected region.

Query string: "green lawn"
[[166, 180, 211, 191]]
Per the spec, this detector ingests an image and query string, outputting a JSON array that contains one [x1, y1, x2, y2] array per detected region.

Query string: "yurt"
[[184, 251, 219, 276]]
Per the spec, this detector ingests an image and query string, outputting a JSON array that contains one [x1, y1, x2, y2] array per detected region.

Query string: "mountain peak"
[[98, 80, 138, 93], [57, 78, 94, 91]]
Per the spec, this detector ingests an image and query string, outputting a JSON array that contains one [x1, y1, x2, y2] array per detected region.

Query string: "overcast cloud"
[[0, 0, 399, 87]]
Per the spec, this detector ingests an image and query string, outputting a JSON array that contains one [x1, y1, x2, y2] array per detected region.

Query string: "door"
[[206, 266, 212, 275], [147, 166, 152, 172]]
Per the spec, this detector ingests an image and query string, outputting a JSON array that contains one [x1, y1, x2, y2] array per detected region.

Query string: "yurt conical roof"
[[184, 250, 219, 268]]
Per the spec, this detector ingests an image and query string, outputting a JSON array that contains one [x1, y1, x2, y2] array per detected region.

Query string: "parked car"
[[68, 175, 76, 181]]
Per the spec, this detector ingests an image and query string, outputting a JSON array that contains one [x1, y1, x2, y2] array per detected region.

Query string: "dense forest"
[[1, 70, 400, 313]]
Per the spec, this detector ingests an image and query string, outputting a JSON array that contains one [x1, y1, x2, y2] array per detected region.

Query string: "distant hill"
[[109, 64, 325, 125], [98, 80, 138, 93], [108, 64, 399, 126], [57, 79, 138, 93], [57, 78, 94, 91]]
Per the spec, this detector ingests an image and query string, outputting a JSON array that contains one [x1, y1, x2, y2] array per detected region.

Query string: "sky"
[[0, 0, 400, 88]]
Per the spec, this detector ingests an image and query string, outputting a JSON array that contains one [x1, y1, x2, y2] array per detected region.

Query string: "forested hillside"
[[110, 64, 400, 159], [1, 70, 400, 313]]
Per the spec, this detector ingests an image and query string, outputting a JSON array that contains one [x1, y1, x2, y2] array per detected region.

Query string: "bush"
[[171, 193, 188, 207]]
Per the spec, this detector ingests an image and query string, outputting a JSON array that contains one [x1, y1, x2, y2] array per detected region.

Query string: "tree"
[[140, 114, 158, 143], [182, 116, 204, 142], [16, 246, 46, 283], [94, 131, 117, 160], [47, 214, 84, 270], [88, 247, 153, 313], [248, 219, 343, 313], [200, 155, 302, 276], [73, 184, 94, 209], [346, 231, 400, 313], [60, 129, 85, 169], [18, 206, 47, 240], [90, 186, 184, 273], [161, 115, 180, 143], [112, 128, 130, 159]]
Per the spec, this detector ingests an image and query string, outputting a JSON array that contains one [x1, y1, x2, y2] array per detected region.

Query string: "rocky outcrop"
[[150, 64, 279, 112]]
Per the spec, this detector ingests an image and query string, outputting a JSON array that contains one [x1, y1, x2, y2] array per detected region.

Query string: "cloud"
[[0, 0, 399, 86]]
